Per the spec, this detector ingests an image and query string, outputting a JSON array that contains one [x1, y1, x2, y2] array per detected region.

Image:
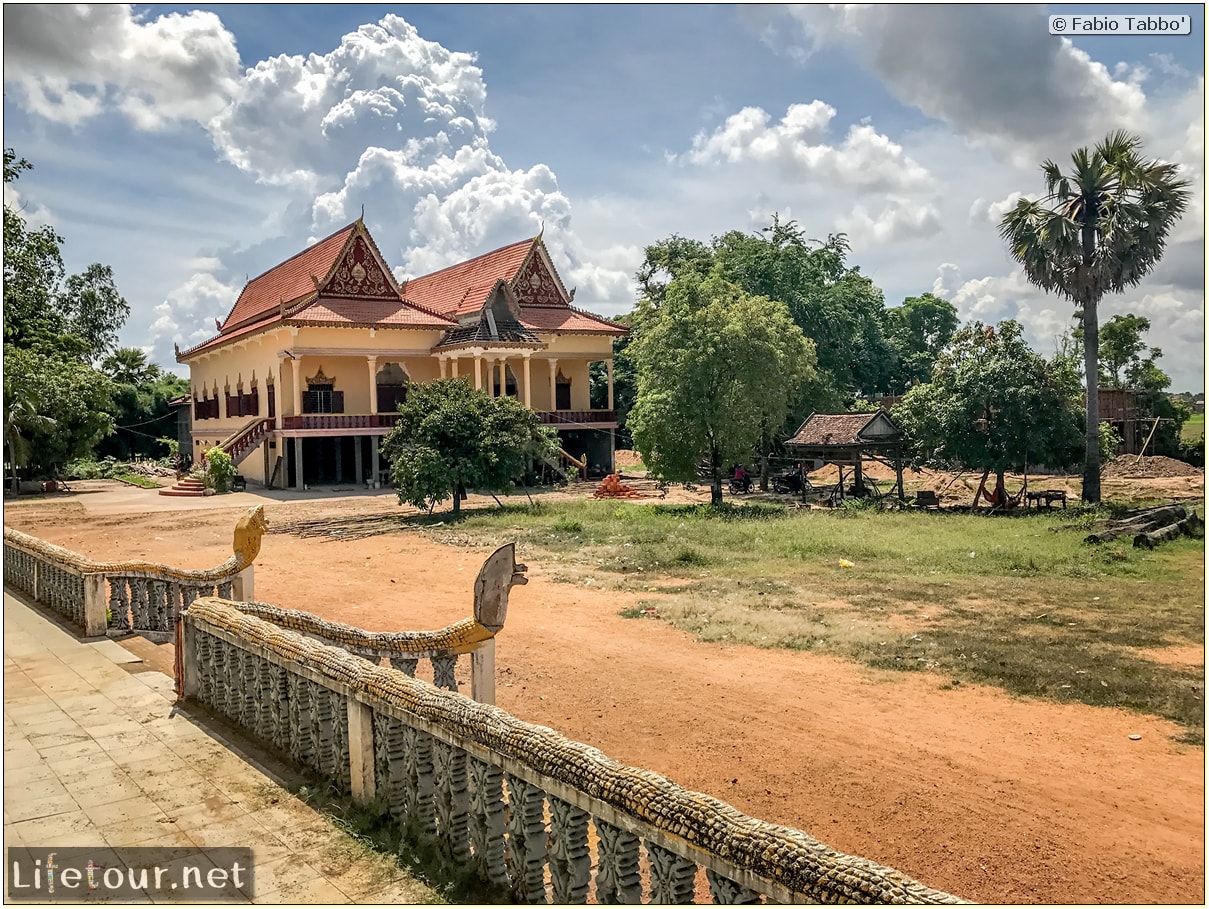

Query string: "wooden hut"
[[785, 411, 906, 502]]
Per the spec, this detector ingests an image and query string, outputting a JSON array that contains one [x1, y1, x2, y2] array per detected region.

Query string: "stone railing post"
[[32, 560, 40, 602], [83, 573, 108, 637], [471, 639, 496, 705], [181, 622, 200, 701], [232, 565, 254, 601], [347, 699, 376, 804]]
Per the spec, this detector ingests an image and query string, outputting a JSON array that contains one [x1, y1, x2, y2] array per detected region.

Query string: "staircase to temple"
[[158, 477, 207, 497], [210, 417, 275, 467]]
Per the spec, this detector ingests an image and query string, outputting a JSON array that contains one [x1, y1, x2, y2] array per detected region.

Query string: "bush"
[[65, 457, 120, 479], [1177, 434, 1205, 468], [204, 449, 235, 492]]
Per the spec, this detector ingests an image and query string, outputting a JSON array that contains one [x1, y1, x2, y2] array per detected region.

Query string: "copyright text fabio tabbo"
[[1050, 14, 1192, 35]]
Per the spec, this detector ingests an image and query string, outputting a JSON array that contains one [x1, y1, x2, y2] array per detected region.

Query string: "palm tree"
[[1000, 131, 1190, 503], [3, 381, 55, 496], [101, 347, 159, 386]]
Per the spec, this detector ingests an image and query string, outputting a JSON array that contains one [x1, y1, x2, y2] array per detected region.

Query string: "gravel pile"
[[1102, 455, 1202, 478]]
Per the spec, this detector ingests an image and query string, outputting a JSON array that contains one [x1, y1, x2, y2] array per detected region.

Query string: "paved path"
[[3, 591, 438, 904]]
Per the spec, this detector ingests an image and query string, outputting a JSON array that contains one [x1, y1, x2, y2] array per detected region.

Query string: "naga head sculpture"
[[232, 505, 269, 567], [473, 543, 527, 633]]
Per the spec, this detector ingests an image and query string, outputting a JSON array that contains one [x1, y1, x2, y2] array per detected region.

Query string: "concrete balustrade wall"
[[183, 598, 966, 905]]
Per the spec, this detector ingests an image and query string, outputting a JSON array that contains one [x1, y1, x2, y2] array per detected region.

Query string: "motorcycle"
[[728, 475, 752, 495], [772, 469, 809, 495]]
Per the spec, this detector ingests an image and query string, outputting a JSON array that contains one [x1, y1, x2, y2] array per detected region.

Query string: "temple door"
[[267, 385, 276, 418]]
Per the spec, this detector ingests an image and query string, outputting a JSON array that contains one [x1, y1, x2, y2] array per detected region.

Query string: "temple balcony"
[[537, 409, 617, 428], [280, 413, 403, 431]]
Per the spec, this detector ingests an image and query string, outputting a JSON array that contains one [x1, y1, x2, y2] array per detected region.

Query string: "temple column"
[[290, 357, 302, 416], [523, 356, 532, 409], [366, 356, 378, 414], [354, 437, 364, 485], [607, 360, 614, 411], [474, 355, 483, 391], [293, 437, 304, 491], [549, 358, 559, 410], [439, 357, 448, 379], [451, 357, 459, 378], [498, 356, 507, 397]]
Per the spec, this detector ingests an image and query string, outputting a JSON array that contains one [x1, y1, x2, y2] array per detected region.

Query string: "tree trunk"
[[972, 467, 991, 508], [709, 444, 723, 506], [1082, 293, 1102, 503], [759, 423, 770, 492], [7, 440, 18, 498]]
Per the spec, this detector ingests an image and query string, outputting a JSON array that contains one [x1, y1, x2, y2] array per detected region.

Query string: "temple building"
[[176, 220, 626, 489]]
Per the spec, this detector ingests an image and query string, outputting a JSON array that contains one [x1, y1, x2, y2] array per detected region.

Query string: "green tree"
[[893, 321, 1082, 505], [883, 292, 960, 392], [96, 366, 188, 462], [627, 273, 816, 505], [3, 149, 69, 351], [3, 345, 115, 475], [1000, 130, 1190, 502], [60, 263, 130, 361], [380, 378, 558, 517], [3, 372, 55, 494], [101, 347, 160, 386], [1096, 313, 1165, 390], [638, 217, 893, 399]]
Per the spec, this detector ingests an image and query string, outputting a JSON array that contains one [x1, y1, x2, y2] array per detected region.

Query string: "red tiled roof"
[[220, 223, 356, 332], [400, 238, 534, 316], [178, 312, 282, 359], [289, 297, 456, 328], [519, 306, 627, 334]]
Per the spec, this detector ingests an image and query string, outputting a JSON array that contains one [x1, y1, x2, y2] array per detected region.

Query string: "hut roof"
[[786, 411, 902, 448]]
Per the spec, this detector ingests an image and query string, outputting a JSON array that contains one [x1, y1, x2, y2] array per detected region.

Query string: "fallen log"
[[1134, 513, 1204, 549], [1085, 505, 1187, 543]]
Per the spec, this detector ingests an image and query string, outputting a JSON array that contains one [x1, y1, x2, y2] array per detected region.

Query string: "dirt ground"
[[4, 481, 1205, 904]]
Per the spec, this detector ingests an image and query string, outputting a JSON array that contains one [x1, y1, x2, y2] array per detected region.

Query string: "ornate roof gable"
[[319, 224, 401, 300], [511, 239, 572, 308]]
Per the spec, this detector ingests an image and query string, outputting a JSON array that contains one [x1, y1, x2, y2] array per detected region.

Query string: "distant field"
[[1182, 411, 1205, 443]]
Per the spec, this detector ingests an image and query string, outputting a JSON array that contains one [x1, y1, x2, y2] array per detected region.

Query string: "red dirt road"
[[5, 490, 1204, 904]]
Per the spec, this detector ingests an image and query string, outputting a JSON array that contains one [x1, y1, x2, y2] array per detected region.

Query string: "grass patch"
[[438, 497, 1205, 740], [114, 472, 160, 489], [1181, 412, 1205, 444]]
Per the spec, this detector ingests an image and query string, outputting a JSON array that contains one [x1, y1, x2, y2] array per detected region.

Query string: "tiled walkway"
[[3, 591, 438, 903]]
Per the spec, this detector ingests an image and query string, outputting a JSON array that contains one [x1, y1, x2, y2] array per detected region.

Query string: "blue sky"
[[4, 4, 1205, 389]]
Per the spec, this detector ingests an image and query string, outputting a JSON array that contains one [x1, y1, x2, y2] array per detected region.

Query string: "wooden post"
[[471, 639, 496, 705], [232, 565, 254, 601], [346, 698, 377, 803], [83, 573, 108, 637], [895, 445, 905, 501]]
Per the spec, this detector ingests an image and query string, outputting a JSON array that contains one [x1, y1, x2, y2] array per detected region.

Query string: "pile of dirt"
[[1102, 455, 1202, 479], [614, 449, 644, 468]]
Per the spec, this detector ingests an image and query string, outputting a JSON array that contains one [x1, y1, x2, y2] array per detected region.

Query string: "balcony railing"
[[280, 413, 402, 431], [538, 410, 616, 426]]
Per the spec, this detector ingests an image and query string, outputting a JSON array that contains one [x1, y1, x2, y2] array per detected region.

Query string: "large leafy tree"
[[638, 217, 892, 400], [96, 352, 189, 461], [894, 321, 1083, 505], [3, 345, 116, 475], [627, 273, 816, 505], [883, 292, 960, 392], [1095, 313, 1166, 390], [60, 263, 130, 361], [380, 378, 558, 517], [1000, 131, 1190, 502]]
